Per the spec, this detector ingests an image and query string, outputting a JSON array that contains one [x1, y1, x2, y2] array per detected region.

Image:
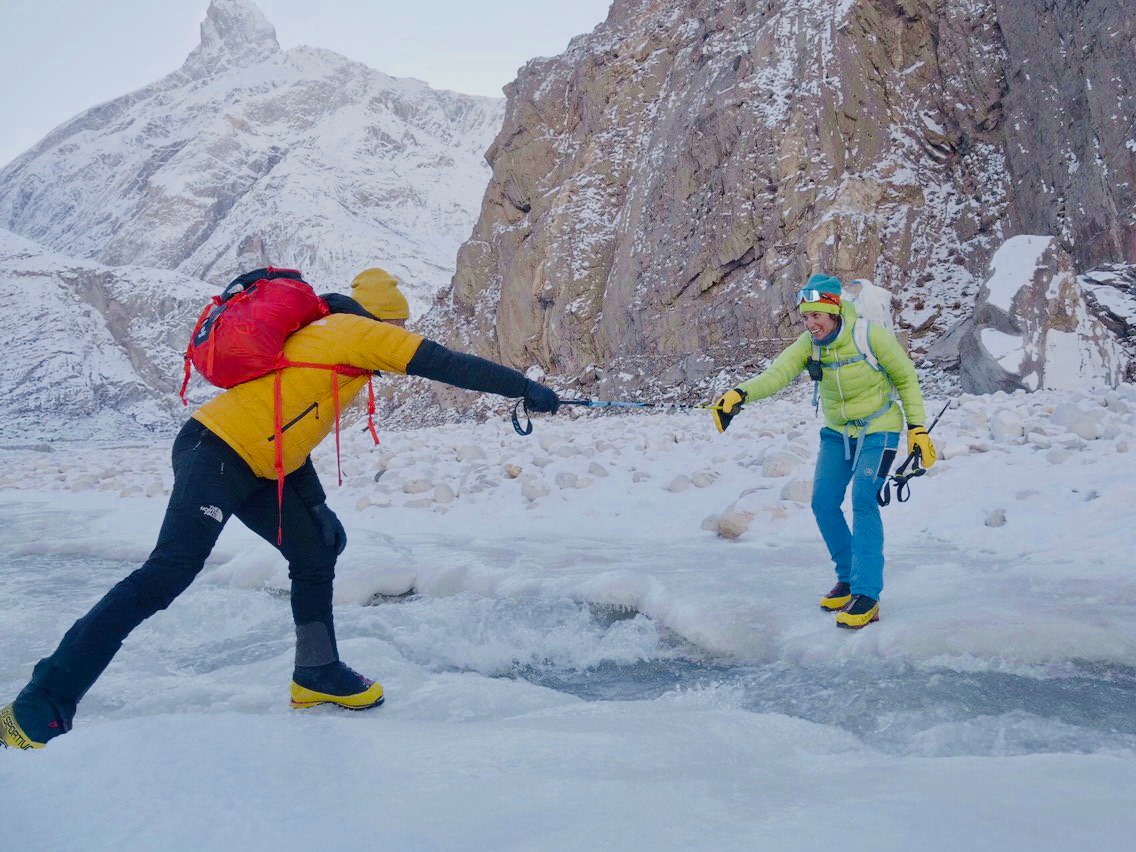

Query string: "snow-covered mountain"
[[0, 0, 504, 314], [0, 229, 217, 441]]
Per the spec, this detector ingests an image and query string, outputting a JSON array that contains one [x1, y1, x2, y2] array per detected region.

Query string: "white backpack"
[[844, 278, 895, 332]]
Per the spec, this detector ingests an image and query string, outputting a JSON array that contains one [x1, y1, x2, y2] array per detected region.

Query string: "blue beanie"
[[798, 273, 842, 314]]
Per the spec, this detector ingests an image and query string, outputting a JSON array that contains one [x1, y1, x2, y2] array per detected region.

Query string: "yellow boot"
[[1, 704, 45, 750], [835, 595, 880, 629], [820, 582, 852, 611], [290, 662, 384, 710]]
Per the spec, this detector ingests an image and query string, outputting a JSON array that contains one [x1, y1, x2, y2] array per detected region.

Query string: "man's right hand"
[[524, 380, 560, 414]]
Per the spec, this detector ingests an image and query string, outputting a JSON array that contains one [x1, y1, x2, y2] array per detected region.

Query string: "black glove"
[[311, 503, 347, 555], [523, 380, 560, 414]]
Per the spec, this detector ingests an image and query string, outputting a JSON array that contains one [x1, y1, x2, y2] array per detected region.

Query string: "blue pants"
[[23, 420, 339, 726], [810, 428, 898, 601]]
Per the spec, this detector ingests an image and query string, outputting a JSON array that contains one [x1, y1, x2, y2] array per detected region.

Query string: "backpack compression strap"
[[179, 299, 221, 405]]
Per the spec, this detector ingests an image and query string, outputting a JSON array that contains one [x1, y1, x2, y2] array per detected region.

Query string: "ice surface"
[[3, 387, 1136, 847]]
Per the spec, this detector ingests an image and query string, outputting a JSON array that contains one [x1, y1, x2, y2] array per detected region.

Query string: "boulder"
[[762, 450, 803, 478], [959, 236, 1125, 393]]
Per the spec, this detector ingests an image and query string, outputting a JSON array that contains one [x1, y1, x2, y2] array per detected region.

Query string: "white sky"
[[0, 0, 613, 167]]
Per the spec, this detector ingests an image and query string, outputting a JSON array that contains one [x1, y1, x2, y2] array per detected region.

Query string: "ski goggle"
[[796, 288, 841, 306]]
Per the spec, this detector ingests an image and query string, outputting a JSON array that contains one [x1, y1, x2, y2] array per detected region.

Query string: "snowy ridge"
[[182, 0, 280, 80], [0, 229, 218, 440], [0, 0, 504, 314]]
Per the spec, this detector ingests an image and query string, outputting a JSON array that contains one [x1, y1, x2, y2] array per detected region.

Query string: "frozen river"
[[6, 547, 1134, 765]]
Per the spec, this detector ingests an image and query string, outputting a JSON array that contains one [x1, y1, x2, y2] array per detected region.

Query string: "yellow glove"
[[712, 388, 747, 433], [907, 425, 937, 468]]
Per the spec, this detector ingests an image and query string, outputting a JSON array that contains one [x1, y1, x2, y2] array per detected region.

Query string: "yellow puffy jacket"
[[193, 314, 423, 479]]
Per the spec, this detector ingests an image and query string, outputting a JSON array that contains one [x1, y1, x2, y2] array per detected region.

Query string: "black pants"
[[28, 419, 339, 714]]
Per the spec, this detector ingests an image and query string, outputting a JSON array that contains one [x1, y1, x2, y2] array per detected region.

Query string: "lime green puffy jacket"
[[736, 302, 926, 436]]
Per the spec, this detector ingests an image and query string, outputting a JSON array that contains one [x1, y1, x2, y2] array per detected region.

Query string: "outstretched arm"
[[736, 334, 812, 402], [327, 315, 557, 411], [407, 340, 558, 412], [710, 334, 812, 432]]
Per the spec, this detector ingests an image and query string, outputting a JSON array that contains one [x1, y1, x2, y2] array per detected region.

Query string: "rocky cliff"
[[432, 0, 1134, 396]]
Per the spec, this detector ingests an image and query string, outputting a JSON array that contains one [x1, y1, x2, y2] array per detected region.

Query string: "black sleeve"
[[286, 456, 327, 507], [406, 339, 529, 398]]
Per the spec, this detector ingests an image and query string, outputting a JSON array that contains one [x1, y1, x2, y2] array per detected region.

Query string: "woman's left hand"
[[907, 426, 937, 468]]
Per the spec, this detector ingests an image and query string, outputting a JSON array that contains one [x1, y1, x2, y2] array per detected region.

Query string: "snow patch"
[[986, 235, 1052, 312]]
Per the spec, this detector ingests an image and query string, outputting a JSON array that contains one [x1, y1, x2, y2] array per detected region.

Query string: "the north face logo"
[[200, 505, 224, 523]]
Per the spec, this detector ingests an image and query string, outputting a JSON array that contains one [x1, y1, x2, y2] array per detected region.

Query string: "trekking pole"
[[560, 398, 715, 410], [511, 397, 718, 435], [877, 400, 951, 507]]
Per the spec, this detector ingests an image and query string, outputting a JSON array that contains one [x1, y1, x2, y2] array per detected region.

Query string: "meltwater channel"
[[2, 550, 1134, 760]]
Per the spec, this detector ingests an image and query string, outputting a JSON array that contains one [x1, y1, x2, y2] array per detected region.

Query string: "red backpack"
[[179, 267, 379, 542], [182, 267, 329, 389]]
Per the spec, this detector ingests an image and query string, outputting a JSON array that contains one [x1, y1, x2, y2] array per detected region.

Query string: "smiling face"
[[802, 311, 839, 340]]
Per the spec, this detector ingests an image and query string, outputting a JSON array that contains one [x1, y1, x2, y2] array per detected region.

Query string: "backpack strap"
[[852, 318, 880, 372], [810, 340, 821, 411], [854, 319, 899, 407]]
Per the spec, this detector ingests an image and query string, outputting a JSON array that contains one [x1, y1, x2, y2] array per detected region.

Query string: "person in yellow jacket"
[[1, 267, 559, 750], [710, 274, 935, 629]]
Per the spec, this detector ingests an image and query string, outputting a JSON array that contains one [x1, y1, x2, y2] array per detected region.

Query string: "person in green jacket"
[[710, 274, 936, 628]]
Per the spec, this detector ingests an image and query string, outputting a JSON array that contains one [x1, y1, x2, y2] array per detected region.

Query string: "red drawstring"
[[265, 362, 379, 544], [366, 377, 379, 445], [331, 370, 344, 486], [179, 357, 192, 407], [273, 370, 286, 545]]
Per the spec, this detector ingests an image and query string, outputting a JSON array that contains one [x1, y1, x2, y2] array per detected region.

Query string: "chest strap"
[[821, 353, 867, 369]]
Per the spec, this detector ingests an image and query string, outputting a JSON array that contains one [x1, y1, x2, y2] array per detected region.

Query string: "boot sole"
[[836, 613, 880, 629], [291, 695, 385, 711]]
